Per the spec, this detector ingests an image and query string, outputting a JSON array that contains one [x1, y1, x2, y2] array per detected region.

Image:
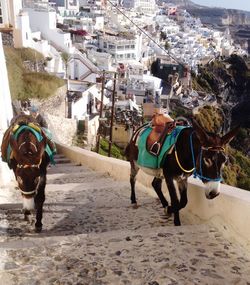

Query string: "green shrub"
[[98, 138, 125, 160], [4, 47, 64, 100], [23, 73, 64, 99]]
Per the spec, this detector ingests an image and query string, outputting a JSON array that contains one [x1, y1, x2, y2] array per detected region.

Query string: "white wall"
[[8, 0, 23, 28], [72, 95, 89, 119], [14, 12, 32, 48], [25, 8, 73, 53], [55, 142, 250, 249], [0, 33, 14, 186]]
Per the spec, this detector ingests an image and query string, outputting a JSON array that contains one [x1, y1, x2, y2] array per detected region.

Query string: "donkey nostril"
[[209, 191, 220, 199]]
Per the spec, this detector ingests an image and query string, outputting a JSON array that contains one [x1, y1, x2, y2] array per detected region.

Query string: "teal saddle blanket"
[[137, 126, 187, 169], [7, 125, 56, 165]]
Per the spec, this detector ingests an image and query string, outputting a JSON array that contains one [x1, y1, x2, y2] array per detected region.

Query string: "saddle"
[[1, 114, 56, 165], [147, 113, 175, 156]]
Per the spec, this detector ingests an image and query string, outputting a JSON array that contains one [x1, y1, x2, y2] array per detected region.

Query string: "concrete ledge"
[[56, 142, 250, 249]]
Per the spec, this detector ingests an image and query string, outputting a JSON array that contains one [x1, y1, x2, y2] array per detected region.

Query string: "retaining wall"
[[56, 142, 250, 249]]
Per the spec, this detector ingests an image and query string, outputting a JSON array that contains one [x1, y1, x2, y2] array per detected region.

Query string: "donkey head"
[[10, 129, 47, 210], [192, 119, 239, 199]]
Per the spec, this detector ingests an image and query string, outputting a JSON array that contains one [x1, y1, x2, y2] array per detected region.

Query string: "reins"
[[175, 131, 224, 182]]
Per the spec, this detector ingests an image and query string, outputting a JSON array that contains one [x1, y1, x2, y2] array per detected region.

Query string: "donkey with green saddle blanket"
[[1, 114, 56, 232], [125, 119, 239, 226]]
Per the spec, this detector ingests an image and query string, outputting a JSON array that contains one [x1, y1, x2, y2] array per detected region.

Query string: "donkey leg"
[[177, 178, 188, 210], [130, 164, 139, 208], [152, 177, 169, 214], [34, 176, 46, 232], [23, 210, 31, 222], [165, 175, 181, 226]]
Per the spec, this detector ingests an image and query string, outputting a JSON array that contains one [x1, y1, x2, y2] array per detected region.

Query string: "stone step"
[[54, 157, 71, 164], [53, 154, 65, 159]]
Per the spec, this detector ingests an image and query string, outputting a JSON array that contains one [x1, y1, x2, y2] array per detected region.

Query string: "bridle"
[[16, 158, 42, 196], [175, 131, 225, 182]]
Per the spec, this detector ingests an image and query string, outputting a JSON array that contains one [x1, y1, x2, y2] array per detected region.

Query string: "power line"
[[105, 0, 183, 66]]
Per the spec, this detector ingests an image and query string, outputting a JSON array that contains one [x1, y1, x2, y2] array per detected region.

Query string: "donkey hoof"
[[165, 206, 172, 216], [174, 220, 181, 226], [35, 226, 42, 233], [132, 203, 138, 209]]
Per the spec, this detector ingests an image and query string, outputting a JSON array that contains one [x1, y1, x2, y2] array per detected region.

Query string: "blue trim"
[[189, 132, 222, 182]]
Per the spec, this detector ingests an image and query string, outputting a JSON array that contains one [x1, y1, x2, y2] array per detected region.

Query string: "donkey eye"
[[203, 157, 212, 167], [17, 176, 23, 185]]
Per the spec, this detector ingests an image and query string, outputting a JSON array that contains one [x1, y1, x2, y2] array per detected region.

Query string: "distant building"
[[0, 0, 23, 29], [51, 0, 79, 10], [151, 56, 185, 82], [122, 0, 156, 15], [99, 33, 143, 63]]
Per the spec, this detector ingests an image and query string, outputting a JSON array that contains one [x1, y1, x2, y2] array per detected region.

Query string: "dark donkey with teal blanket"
[[1, 114, 56, 232], [125, 119, 239, 226]]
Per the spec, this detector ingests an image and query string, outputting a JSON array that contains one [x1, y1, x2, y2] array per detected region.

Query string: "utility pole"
[[108, 72, 117, 157], [96, 70, 106, 153]]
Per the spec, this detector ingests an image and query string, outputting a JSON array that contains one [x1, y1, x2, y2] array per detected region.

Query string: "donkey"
[[1, 114, 51, 232], [125, 119, 239, 226]]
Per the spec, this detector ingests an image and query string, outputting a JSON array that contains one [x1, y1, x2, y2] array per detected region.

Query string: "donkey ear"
[[221, 126, 240, 145], [9, 134, 20, 160], [192, 118, 208, 144]]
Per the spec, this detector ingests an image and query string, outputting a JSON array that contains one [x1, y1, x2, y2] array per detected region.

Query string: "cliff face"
[[161, 0, 250, 25], [187, 7, 250, 26]]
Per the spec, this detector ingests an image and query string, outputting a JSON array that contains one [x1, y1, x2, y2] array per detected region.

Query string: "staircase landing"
[[0, 154, 249, 284]]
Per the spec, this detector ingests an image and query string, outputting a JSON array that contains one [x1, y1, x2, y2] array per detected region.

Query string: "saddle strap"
[[150, 121, 176, 156]]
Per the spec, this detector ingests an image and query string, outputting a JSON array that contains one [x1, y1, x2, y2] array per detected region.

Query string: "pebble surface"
[[0, 155, 250, 285]]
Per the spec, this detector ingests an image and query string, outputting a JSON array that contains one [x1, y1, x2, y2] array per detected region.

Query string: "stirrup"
[[150, 142, 161, 156]]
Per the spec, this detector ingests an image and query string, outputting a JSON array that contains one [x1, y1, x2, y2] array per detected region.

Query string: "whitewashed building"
[[24, 6, 74, 53], [0, 33, 14, 186], [122, 0, 156, 15], [68, 51, 100, 82], [98, 33, 143, 63]]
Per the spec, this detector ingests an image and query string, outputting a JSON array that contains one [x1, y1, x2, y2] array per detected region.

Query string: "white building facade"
[[122, 0, 156, 14], [0, 33, 14, 186]]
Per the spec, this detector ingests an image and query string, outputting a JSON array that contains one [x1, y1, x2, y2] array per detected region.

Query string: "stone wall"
[[23, 60, 45, 73], [45, 113, 77, 146], [1, 32, 14, 47]]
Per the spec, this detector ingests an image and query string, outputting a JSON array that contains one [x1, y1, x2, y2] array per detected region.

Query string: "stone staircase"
[[0, 154, 249, 284]]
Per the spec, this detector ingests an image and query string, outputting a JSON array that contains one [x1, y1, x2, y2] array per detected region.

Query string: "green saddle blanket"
[[137, 126, 187, 169], [6, 125, 56, 165]]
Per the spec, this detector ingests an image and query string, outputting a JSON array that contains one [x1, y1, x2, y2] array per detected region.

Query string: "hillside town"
[[1, 2, 250, 284], [0, 0, 248, 148]]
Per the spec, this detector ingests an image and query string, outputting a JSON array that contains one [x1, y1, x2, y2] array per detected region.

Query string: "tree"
[[164, 41, 171, 50], [61, 52, 70, 80]]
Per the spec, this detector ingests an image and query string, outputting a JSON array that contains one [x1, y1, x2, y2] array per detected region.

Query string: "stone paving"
[[0, 155, 250, 285]]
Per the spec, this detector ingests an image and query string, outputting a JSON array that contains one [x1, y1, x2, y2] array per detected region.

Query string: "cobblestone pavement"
[[0, 155, 250, 285]]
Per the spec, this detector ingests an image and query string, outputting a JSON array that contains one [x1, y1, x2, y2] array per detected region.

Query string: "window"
[[103, 42, 107, 48]]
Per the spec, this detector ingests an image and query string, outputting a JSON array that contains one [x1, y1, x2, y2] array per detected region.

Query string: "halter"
[[19, 188, 38, 196], [175, 131, 224, 182], [17, 158, 42, 169]]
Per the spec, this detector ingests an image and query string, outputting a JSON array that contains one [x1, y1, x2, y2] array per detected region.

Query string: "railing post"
[[108, 72, 117, 157], [96, 70, 105, 153]]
